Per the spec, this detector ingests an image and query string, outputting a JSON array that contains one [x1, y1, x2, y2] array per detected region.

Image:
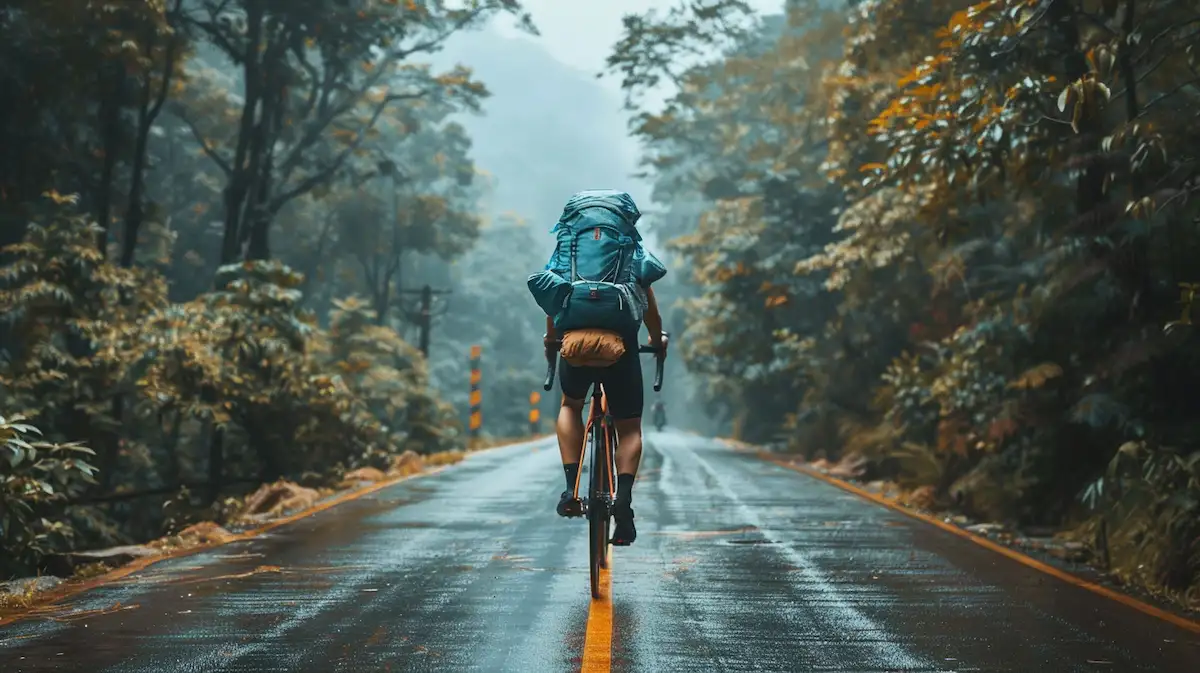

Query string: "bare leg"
[[611, 417, 643, 544], [557, 396, 585, 465], [613, 417, 643, 476]]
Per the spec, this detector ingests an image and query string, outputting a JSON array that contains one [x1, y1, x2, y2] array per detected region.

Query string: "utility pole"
[[397, 284, 451, 358], [378, 157, 452, 358]]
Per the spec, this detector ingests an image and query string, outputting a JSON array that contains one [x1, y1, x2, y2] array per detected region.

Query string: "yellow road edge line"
[[581, 544, 614, 673], [743, 446, 1200, 636], [0, 439, 543, 628]]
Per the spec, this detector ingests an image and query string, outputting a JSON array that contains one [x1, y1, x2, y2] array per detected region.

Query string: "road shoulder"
[[726, 438, 1200, 636], [0, 437, 550, 627]]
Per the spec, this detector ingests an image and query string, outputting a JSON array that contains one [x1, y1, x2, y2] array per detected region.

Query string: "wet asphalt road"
[[1, 432, 1197, 672]]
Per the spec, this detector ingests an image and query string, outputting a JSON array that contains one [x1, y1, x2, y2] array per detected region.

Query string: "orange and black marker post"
[[468, 345, 482, 438], [529, 391, 541, 435]]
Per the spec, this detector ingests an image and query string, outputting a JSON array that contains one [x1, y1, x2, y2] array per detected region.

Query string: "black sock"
[[564, 463, 580, 490], [617, 473, 635, 505]]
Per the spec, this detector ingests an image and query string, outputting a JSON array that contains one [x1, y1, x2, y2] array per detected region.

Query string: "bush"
[[0, 414, 95, 577]]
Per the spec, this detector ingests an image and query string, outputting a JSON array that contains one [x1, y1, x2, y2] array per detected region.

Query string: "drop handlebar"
[[542, 332, 669, 392]]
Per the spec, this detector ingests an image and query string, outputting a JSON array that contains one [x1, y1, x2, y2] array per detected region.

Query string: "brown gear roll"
[[559, 329, 626, 367]]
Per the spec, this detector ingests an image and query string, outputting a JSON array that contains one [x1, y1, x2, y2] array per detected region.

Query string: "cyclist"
[[531, 190, 667, 546], [651, 400, 667, 431]]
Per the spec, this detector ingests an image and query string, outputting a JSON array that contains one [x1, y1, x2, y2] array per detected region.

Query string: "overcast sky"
[[493, 0, 783, 95], [461, 0, 783, 230]]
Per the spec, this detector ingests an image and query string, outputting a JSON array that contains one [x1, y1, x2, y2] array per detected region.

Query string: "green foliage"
[[177, 0, 531, 261], [324, 296, 461, 458], [0, 197, 165, 478], [0, 200, 464, 575], [615, 0, 1200, 604], [134, 260, 399, 478], [606, 0, 757, 106], [1084, 441, 1200, 598], [0, 0, 537, 580], [0, 415, 96, 577], [434, 215, 546, 438]]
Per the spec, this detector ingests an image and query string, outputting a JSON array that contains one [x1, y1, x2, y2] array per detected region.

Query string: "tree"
[[618, 1, 847, 441], [0, 195, 166, 487], [613, 0, 1200, 604], [0, 0, 183, 255], [178, 0, 532, 263], [328, 100, 484, 324], [433, 214, 545, 438]]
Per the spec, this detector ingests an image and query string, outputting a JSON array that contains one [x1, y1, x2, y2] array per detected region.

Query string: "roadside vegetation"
[[613, 0, 1200, 609], [0, 0, 540, 582]]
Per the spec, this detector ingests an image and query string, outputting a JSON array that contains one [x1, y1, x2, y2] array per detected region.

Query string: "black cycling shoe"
[[557, 490, 585, 518], [611, 502, 636, 546]]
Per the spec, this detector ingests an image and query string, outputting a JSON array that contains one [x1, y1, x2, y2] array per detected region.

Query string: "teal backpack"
[[527, 190, 666, 334]]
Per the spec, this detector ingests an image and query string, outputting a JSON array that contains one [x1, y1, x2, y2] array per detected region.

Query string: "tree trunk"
[[248, 418, 284, 482], [376, 272, 393, 326], [244, 49, 289, 261], [219, 6, 265, 265], [206, 423, 225, 505], [95, 65, 124, 253], [297, 213, 337, 305], [1048, 0, 1106, 213], [122, 14, 178, 268]]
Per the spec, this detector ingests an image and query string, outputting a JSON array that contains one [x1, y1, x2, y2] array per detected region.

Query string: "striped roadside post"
[[529, 391, 541, 435], [468, 345, 482, 438]]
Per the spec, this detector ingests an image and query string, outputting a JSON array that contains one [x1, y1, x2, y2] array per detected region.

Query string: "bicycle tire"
[[587, 415, 607, 599], [599, 422, 618, 570]]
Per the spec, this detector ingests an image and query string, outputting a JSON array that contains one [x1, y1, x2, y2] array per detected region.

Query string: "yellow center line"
[[581, 544, 614, 673]]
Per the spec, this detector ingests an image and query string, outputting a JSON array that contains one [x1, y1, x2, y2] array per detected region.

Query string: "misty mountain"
[[436, 30, 642, 227]]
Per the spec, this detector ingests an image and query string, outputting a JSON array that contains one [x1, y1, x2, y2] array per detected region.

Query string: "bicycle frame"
[[541, 331, 668, 599], [570, 386, 615, 505]]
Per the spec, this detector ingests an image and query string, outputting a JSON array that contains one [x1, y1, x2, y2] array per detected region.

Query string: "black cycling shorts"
[[559, 333, 643, 419]]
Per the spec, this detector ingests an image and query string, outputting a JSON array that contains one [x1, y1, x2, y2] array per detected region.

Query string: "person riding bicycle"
[[527, 189, 667, 546], [651, 400, 667, 431]]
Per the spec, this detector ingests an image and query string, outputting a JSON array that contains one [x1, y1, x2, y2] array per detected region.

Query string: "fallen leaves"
[[237, 481, 321, 520]]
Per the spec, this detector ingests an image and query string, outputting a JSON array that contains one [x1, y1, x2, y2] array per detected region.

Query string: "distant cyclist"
[[651, 400, 666, 431], [527, 190, 667, 546]]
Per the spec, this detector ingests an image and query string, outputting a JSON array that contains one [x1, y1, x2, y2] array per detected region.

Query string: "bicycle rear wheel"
[[587, 418, 612, 598], [600, 423, 618, 569]]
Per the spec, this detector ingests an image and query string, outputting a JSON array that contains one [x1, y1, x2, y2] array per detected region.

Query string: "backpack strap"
[[568, 225, 578, 282]]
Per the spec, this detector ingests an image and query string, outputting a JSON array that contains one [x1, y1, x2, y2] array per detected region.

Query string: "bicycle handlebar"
[[638, 339, 668, 392], [542, 332, 669, 392]]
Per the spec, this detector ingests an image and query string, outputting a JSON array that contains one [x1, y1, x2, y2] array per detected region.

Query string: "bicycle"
[[543, 332, 667, 599]]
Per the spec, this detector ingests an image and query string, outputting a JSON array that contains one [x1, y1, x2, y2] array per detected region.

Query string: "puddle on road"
[[354, 520, 437, 533], [649, 526, 759, 539], [166, 565, 283, 586]]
